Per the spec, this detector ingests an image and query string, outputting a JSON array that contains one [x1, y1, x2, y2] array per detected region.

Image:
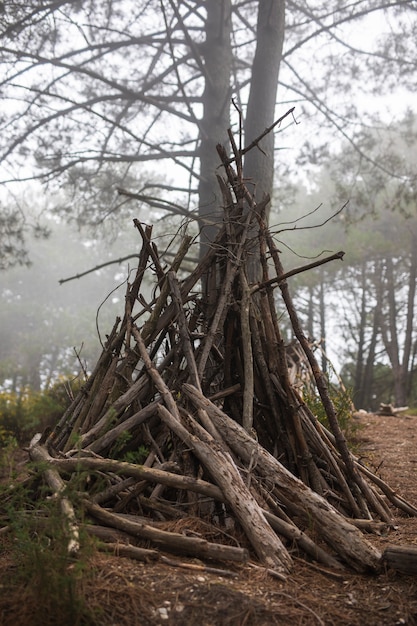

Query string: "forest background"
[[0, 0, 416, 443]]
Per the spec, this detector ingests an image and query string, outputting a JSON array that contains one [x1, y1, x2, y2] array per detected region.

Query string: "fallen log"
[[383, 545, 417, 574], [84, 500, 248, 563], [29, 442, 80, 556]]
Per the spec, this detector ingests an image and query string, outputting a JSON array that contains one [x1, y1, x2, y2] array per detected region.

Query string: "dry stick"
[[168, 271, 222, 441], [258, 224, 325, 493], [133, 318, 291, 572], [125, 223, 154, 338], [92, 477, 137, 505], [254, 475, 344, 568], [158, 405, 292, 574], [252, 251, 345, 294], [264, 232, 366, 518], [263, 506, 344, 571], [300, 404, 393, 522], [354, 461, 417, 517], [141, 234, 193, 344], [58, 255, 141, 285], [195, 139, 269, 379], [132, 325, 181, 421], [208, 383, 241, 401], [167, 270, 200, 390], [239, 107, 296, 158], [196, 207, 255, 380], [77, 374, 150, 449], [240, 268, 254, 433], [29, 443, 80, 556], [50, 456, 223, 501], [79, 355, 119, 435], [99, 542, 160, 562], [85, 523, 142, 545], [100, 539, 238, 577], [149, 209, 247, 345], [138, 495, 186, 520], [298, 404, 376, 517], [158, 555, 238, 578], [86, 401, 159, 454], [133, 320, 291, 572], [50, 317, 122, 450], [274, 260, 387, 520], [249, 314, 292, 461], [182, 384, 382, 573], [133, 219, 165, 281], [299, 393, 394, 522], [84, 501, 247, 563], [74, 224, 154, 439], [250, 475, 344, 570]]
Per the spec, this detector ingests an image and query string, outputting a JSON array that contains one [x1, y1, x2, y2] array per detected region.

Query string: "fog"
[[0, 2, 415, 408]]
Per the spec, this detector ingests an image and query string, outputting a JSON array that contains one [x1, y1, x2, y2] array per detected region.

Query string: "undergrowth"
[[0, 470, 100, 626], [303, 382, 361, 448]]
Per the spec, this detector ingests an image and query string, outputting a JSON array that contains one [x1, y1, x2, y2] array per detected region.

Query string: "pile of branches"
[[26, 138, 417, 579]]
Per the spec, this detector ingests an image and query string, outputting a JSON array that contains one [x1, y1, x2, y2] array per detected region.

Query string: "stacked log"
[[25, 137, 417, 578]]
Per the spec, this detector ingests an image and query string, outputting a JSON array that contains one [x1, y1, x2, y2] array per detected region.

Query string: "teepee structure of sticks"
[[28, 128, 417, 578]]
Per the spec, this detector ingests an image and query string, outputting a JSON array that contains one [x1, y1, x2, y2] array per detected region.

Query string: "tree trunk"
[[198, 0, 232, 256], [380, 256, 403, 405], [401, 233, 417, 399], [243, 0, 285, 281], [353, 263, 368, 408], [318, 268, 327, 374]]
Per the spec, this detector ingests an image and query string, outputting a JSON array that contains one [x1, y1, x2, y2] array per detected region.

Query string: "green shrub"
[[303, 382, 360, 446], [0, 474, 99, 625], [0, 378, 81, 445]]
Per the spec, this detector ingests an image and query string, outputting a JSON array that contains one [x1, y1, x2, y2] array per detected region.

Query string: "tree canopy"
[[0, 0, 415, 268]]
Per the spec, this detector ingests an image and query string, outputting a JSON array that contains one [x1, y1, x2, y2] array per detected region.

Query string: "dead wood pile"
[[26, 140, 417, 579]]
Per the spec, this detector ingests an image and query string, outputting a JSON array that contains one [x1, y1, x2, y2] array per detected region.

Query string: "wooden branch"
[[262, 508, 344, 571], [84, 500, 248, 562], [383, 545, 417, 575], [167, 270, 201, 389], [182, 383, 382, 573], [48, 456, 224, 501], [58, 255, 140, 284], [86, 523, 147, 546], [224, 107, 296, 162], [77, 374, 150, 449], [263, 231, 369, 517], [196, 205, 254, 379], [158, 404, 292, 575], [98, 542, 160, 561], [355, 460, 417, 517], [159, 555, 239, 578], [140, 234, 192, 343], [131, 324, 182, 422], [252, 251, 345, 294], [29, 443, 80, 555], [86, 401, 160, 454], [240, 268, 254, 432]]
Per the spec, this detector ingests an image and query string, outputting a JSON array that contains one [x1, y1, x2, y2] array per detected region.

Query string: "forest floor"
[[1, 413, 417, 625]]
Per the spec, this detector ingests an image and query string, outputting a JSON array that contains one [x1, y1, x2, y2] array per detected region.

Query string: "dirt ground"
[[2, 413, 417, 625]]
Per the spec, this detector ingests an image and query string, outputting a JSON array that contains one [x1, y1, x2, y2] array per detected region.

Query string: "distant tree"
[[0, 220, 124, 391], [286, 114, 417, 408], [0, 0, 415, 280]]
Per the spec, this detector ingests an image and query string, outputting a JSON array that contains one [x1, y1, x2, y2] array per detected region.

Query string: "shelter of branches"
[[27, 133, 417, 579]]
